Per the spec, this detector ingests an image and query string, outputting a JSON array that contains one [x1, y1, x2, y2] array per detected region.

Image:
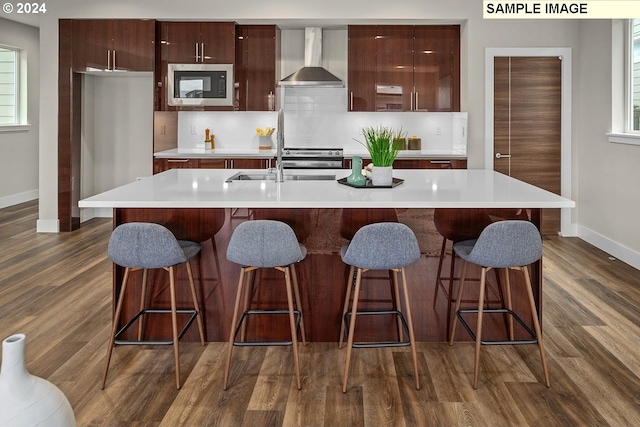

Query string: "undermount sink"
[[225, 171, 336, 182]]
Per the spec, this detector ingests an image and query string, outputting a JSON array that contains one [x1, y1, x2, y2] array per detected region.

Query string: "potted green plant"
[[358, 125, 406, 186]]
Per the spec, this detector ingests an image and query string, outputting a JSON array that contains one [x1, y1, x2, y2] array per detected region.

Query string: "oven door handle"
[[280, 159, 343, 169]]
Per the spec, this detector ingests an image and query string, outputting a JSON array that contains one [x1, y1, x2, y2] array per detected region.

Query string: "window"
[[608, 20, 640, 145], [0, 46, 18, 125], [631, 19, 640, 131]]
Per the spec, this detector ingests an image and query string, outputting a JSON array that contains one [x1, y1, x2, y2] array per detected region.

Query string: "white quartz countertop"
[[154, 148, 467, 159], [79, 168, 575, 209]]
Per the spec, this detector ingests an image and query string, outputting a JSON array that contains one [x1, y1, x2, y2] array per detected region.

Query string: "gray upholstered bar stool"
[[339, 222, 421, 392], [102, 222, 206, 390], [224, 220, 307, 390], [449, 220, 550, 389], [433, 208, 528, 336]]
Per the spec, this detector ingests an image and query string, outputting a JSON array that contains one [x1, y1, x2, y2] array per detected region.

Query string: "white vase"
[[372, 165, 393, 186], [0, 334, 76, 427]]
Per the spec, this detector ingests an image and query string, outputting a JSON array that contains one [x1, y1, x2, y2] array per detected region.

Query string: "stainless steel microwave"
[[167, 63, 234, 107]]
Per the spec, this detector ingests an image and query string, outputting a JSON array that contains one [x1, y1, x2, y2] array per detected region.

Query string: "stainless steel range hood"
[[279, 27, 344, 87]]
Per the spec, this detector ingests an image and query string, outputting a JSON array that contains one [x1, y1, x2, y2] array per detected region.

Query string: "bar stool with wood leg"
[[223, 220, 307, 390], [339, 222, 421, 392], [448, 220, 550, 389], [433, 208, 527, 336], [102, 222, 206, 390]]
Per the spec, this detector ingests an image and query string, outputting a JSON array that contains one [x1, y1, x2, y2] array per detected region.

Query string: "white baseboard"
[[0, 190, 38, 209], [36, 218, 59, 233], [577, 225, 640, 270]]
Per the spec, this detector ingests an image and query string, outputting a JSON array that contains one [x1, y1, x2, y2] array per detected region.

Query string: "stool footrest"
[[436, 277, 504, 305], [456, 308, 539, 345], [232, 309, 302, 347], [114, 308, 199, 346], [344, 310, 412, 348]]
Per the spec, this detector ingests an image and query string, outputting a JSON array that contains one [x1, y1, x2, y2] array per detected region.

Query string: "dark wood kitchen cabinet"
[[345, 158, 466, 169], [348, 25, 460, 112], [153, 158, 199, 174], [413, 25, 460, 112], [235, 25, 280, 111], [154, 157, 271, 174], [155, 22, 236, 111], [375, 25, 414, 112], [347, 26, 377, 111], [72, 19, 155, 72], [60, 19, 155, 232], [160, 22, 236, 64]]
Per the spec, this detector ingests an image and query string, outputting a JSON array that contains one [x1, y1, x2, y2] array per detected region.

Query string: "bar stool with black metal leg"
[[339, 222, 421, 392], [448, 220, 550, 389], [102, 222, 206, 390], [223, 220, 307, 390]]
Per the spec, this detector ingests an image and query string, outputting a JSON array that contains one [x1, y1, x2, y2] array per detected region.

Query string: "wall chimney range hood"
[[279, 27, 344, 87]]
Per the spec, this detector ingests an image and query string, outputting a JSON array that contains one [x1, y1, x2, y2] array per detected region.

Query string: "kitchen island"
[[79, 168, 574, 343]]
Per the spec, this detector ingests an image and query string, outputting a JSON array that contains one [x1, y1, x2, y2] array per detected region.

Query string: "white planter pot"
[[372, 165, 393, 186], [0, 334, 76, 427]]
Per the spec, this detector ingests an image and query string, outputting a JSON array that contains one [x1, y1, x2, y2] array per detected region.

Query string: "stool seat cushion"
[[227, 220, 306, 268], [108, 222, 201, 269], [453, 220, 542, 268], [178, 240, 202, 261], [341, 222, 420, 270]]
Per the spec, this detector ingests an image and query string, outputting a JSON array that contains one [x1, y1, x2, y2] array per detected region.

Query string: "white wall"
[[26, 0, 640, 267], [575, 20, 640, 268], [0, 17, 39, 208]]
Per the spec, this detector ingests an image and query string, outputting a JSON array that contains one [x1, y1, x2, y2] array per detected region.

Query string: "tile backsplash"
[[177, 87, 466, 153]]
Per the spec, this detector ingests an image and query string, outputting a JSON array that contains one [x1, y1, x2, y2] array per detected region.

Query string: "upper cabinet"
[[72, 20, 155, 72], [155, 22, 236, 111], [375, 25, 414, 112], [413, 25, 460, 112], [348, 25, 460, 112], [160, 22, 236, 64], [347, 26, 377, 112], [235, 25, 280, 111]]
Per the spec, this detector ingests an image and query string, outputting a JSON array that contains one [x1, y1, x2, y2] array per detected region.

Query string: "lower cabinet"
[[153, 158, 199, 174], [154, 157, 272, 173], [422, 159, 467, 169], [345, 158, 467, 169]]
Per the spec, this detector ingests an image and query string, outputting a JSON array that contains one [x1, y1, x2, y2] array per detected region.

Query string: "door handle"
[[495, 153, 511, 159]]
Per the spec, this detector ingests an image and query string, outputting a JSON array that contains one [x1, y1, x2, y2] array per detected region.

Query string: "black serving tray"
[[337, 177, 404, 188]]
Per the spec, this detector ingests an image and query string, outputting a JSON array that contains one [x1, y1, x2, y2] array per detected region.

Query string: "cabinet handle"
[[107, 49, 111, 70], [495, 153, 511, 159], [415, 92, 419, 111], [430, 160, 451, 164], [167, 159, 190, 163], [410, 92, 414, 111], [195, 43, 200, 62], [350, 92, 353, 111], [112, 50, 116, 70], [201, 43, 205, 62]]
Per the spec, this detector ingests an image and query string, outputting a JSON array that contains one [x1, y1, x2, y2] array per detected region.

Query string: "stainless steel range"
[[278, 148, 344, 169]]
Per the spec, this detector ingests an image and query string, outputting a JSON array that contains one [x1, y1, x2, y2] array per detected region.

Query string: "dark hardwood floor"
[[0, 200, 639, 426]]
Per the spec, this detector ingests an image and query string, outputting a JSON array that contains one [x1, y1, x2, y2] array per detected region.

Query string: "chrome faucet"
[[275, 108, 285, 182]]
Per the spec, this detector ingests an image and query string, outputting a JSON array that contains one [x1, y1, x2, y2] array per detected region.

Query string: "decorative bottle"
[[347, 156, 366, 186]]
